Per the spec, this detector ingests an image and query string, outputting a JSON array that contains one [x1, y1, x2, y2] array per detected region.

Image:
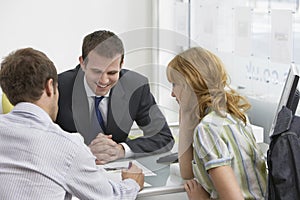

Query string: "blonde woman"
[[167, 47, 267, 200]]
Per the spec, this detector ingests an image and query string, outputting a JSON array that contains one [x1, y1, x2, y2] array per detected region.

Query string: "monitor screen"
[[269, 64, 299, 137]]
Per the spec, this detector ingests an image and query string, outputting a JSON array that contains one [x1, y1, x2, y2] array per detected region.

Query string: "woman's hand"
[[184, 179, 210, 200]]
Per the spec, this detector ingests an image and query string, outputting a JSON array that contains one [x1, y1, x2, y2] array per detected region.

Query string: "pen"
[[128, 161, 132, 169], [104, 167, 127, 171]]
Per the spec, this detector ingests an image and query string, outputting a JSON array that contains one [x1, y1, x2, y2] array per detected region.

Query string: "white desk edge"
[[137, 185, 185, 198]]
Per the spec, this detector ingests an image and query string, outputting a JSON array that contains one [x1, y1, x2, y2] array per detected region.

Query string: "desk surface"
[[131, 152, 185, 198], [71, 152, 186, 200]]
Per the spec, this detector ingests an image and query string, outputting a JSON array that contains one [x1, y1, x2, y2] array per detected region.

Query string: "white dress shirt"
[[83, 77, 134, 158], [0, 102, 139, 200]]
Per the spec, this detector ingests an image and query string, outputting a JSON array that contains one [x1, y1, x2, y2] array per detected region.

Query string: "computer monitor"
[[269, 64, 300, 137]]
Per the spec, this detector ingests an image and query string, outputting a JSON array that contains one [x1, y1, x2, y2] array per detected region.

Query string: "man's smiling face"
[[81, 50, 122, 96]]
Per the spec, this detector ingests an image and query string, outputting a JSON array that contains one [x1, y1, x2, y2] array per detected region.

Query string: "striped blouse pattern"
[[192, 111, 267, 199]]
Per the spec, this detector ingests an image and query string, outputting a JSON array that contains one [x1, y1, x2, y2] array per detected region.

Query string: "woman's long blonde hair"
[[167, 47, 250, 124]]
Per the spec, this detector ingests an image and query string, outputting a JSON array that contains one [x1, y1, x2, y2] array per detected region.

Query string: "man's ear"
[[79, 56, 86, 70], [120, 60, 124, 69], [45, 79, 54, 97]]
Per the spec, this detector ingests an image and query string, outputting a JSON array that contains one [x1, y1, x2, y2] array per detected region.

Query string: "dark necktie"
[[94, 96, 106, 132]]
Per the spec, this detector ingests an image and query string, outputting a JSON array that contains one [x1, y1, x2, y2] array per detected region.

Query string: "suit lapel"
[[72, 68, 102, 144], [107, 70, 134, 141]]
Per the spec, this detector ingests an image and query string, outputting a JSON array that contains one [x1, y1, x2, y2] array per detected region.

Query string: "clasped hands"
[[89, 133, 125, 165]]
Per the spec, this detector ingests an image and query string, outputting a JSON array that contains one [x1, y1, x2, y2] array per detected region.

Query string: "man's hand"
[[89, 133, 125, 164], [122, 163, 144, 191]]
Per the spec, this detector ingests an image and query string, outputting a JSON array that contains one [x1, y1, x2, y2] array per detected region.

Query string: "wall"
[[157, 0, 300, 143], [0, 0, 154, 73], [2, 0, 299, 143]]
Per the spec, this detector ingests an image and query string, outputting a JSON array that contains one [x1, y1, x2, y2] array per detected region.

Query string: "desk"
[[71, 151, 187, 200], [131, 152, 187, 200], [104, 151, 187, 199]]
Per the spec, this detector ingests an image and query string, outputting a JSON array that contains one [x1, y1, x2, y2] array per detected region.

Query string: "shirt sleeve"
[[120, 142, 134, 158], [194, 123, 233, 171], [64, 143, 139, 200]]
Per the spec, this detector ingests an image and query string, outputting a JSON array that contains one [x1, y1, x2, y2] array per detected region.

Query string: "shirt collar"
[[12, 102, 53, 123]]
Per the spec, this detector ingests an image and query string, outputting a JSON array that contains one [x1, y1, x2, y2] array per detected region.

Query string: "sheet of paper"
[[234, 7, 251, 56], [101, 160, 154, 187], [103, 160, 156, 177], [271, 9, 293, 63], [105, 171, 152, 187]]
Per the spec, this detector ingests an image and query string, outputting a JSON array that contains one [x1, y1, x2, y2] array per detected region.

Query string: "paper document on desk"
[[103, 160, 156, 176], [105, 172, 152, 187]]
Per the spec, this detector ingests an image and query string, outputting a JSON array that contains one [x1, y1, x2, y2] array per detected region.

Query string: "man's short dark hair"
[[0, 47, 58, 105], [82, 30, 124, 65]]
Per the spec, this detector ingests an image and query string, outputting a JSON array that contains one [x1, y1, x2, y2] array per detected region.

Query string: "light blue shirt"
[[0, 102, 139, 200]]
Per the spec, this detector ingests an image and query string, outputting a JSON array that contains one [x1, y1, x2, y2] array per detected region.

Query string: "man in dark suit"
[[56, 30, 174, 164]]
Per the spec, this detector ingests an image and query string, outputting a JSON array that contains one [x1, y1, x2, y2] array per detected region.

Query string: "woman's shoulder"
[[200, 111, 226, 126], [200, 111, 248, 128]]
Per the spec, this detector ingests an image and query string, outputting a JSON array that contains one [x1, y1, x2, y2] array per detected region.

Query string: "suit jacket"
[[56, 65, 174, 155], [267, 106, 300, 200]]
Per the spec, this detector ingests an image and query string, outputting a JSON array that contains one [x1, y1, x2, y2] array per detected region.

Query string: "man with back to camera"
[[0, 47, 144, 199], [56, 30, 174, 164]]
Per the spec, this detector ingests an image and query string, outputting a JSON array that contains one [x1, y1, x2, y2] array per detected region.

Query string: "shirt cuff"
[[120, 142, 134, 158]]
